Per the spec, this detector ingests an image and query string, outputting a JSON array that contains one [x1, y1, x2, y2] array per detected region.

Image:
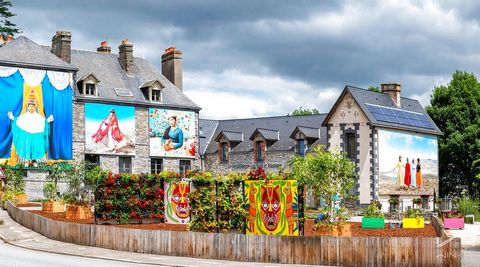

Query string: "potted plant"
[[335, 207, 352, 237], [41, 182, 65, 212], [388, 197, 399, 212], [443, 210, 464, 229], [412, 198, 423, 208], [362, 202, 385, 228], [402, 207, 424, 228], [63, 163, 92, 220]]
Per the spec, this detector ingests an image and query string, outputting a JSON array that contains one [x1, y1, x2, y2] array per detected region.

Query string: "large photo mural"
[[164, 181, 190, 224], [0, 67, 73, 166], [85, 103, 135, 155], [149, 108, 196, 158], [378, 129, 438, 195], [245, 180, 299, 236]]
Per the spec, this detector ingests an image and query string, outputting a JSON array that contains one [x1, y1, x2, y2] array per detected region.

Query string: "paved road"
[[0, 240, 158, 267]]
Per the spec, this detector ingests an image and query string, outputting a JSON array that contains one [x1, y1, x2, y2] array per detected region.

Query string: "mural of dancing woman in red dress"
[[91, 109, 125, 151]]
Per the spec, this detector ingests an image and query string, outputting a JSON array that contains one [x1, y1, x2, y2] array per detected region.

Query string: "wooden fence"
[[7, 202, 461, 266]]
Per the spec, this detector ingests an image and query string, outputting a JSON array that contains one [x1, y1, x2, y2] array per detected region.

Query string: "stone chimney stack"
[[118, 39, 133, 73], [97, 41, 111, 53], [51, 31, 72, 63], [381, 83, 402, 107], [161, 47, 183, 91]]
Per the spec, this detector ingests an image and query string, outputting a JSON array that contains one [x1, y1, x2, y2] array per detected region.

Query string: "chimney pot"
[[51, 31, 72, 63], [119, 39, 133, 73], [161, 47, 183, 91], [381, 83, 401, 107], [97, 41, 111, 53]]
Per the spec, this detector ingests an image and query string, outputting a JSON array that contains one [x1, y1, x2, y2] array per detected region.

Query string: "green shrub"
[[405, 207, 424, 219], [363, 202, 384, 218], [455, 196, 480, 223]]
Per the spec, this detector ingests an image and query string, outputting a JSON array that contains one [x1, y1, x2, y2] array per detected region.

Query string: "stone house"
[[0, 32, 200, 199], [199, 115, 327, 173], [322, 84, 442, 211]]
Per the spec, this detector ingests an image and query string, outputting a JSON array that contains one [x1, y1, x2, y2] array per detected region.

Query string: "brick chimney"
[[381, 83, 401, 107], [51, 31, 72, 63], [118, 38, 133, 73], [97, 41, 111, 53], [161, 47, 183, 91]]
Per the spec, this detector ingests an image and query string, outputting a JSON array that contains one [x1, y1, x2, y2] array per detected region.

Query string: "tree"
[[0, 0, 21, 39], [426, 70, 480, 198], [368, 86, 381, 93], [289, 106, 320, 116], [290, 146, 356, 220]]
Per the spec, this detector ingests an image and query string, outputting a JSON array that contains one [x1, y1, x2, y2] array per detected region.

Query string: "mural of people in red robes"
[[91, 109, 125, 151]]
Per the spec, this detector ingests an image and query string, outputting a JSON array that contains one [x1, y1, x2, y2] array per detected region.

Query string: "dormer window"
[[85, 83, 96, 96], [140, 79, 164, 103], [221, 142, 229, 163], [151, 88, 162, 102], [255, 141, 265, 162], [297, 139, 305, 156]]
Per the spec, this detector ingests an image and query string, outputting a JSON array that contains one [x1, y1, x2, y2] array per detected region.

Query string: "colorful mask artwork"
[[0, 67, 73, 166], [85, 103, 135, 155], [164, 181, 190, 224], [245, 180, 299, 236], [149, 108, 196, 158]]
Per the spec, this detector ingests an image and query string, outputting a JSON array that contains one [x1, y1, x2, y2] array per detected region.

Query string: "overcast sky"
[[10, 0, 480, 119]]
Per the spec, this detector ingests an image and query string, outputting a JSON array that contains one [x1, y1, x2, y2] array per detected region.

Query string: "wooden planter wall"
[[6, 202, 461, 266]]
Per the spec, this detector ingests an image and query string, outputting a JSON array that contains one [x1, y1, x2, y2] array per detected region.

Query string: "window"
[[151, 88, 162, 102], [221, 143, 228, 163], [119, 157, 132, 173], [345, 132, 356, 160], [85, 83, 96, 96], [151, 158, 163, 174], [85, 154, 100, 169], [256, 141, 264, 162], [179, 160, 191, 174], [297, 139, 305, 156]]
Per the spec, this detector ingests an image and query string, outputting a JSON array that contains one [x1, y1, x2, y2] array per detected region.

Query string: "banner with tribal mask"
[[164, 181, 190, 224], [244, 180, 299, 236]]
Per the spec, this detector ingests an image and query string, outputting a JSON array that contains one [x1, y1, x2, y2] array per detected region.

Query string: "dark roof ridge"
[[199, 118, 220, 122], [297, 125, 320, 129], [346, 85, 426, 102], [202, 113, 327, 122]]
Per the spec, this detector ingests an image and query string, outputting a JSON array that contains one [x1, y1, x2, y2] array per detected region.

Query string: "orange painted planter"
[[14, 193, 27, 205], [65, 205, 92, 220], [338, 224, 352, 237], [315, 225, 339, 236], [42, 201, 65, 213]]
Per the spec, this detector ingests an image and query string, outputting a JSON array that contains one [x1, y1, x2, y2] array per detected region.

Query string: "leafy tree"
[[0, 0, 21, 39], [290, 146, 356, 220], [368, 86, 381, 93], [289, 106, 320, 116], [426, 71, 480, 198]]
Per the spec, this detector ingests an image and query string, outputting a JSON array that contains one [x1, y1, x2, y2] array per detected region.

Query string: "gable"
[[326, 91, 370, 125]]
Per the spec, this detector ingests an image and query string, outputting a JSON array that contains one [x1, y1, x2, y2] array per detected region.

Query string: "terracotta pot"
[[65, 204, 92, 220], [338, 224, 352, 237], [15, 193, 27, 205]]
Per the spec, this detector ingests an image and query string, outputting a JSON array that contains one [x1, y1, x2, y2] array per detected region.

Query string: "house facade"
[[322, 84, 442, 211], [0, 32, 200, 199]]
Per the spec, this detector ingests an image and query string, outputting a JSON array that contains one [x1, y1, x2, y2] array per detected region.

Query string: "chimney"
[[118, 38, 133, 73], [51, 31, 72, 63], [161, 47, 183, 91], [97, 41, 111, 53], [381, 83, 402, 107]]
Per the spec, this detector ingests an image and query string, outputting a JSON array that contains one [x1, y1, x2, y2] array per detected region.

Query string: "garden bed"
[[304, 219, 438, 237], [29, 210, 187, 231]]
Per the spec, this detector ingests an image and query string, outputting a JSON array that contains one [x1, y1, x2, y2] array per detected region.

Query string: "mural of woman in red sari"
[[91, 109, 125, 151], [404, 157, 411, 187]]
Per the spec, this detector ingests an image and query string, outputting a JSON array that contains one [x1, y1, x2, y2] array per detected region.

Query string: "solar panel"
[[365, 103, 434, 130], [114, 88, 133, 97]]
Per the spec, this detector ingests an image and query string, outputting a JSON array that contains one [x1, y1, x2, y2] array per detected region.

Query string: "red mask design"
[[260, 185, 281, 231], [171, 182, 190, 219]]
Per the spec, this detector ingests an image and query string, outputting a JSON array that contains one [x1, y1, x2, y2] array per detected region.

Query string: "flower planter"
[[42, 201, 65, 213], [65, 204, 92, 220], [444, 217, 464, 229], [314, 225, 339, 236], [14, 193, 27, 205], [338, 224, 352, 237], [402, 218, 424, 228], [361, 217, 385, 229]]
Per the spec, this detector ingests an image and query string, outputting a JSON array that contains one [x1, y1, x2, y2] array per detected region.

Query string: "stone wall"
[[25, 170, 68, 201]]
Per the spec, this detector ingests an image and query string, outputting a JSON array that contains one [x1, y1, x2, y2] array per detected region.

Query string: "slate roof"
[[0, 36, 76, 71], [323, 86, 442, 135], [290, 126, 321, 139], [70, 49, 199, 109], [200, 114, 327, 155], [215, 130, 244, 142], [250, 128, 279, 141]]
